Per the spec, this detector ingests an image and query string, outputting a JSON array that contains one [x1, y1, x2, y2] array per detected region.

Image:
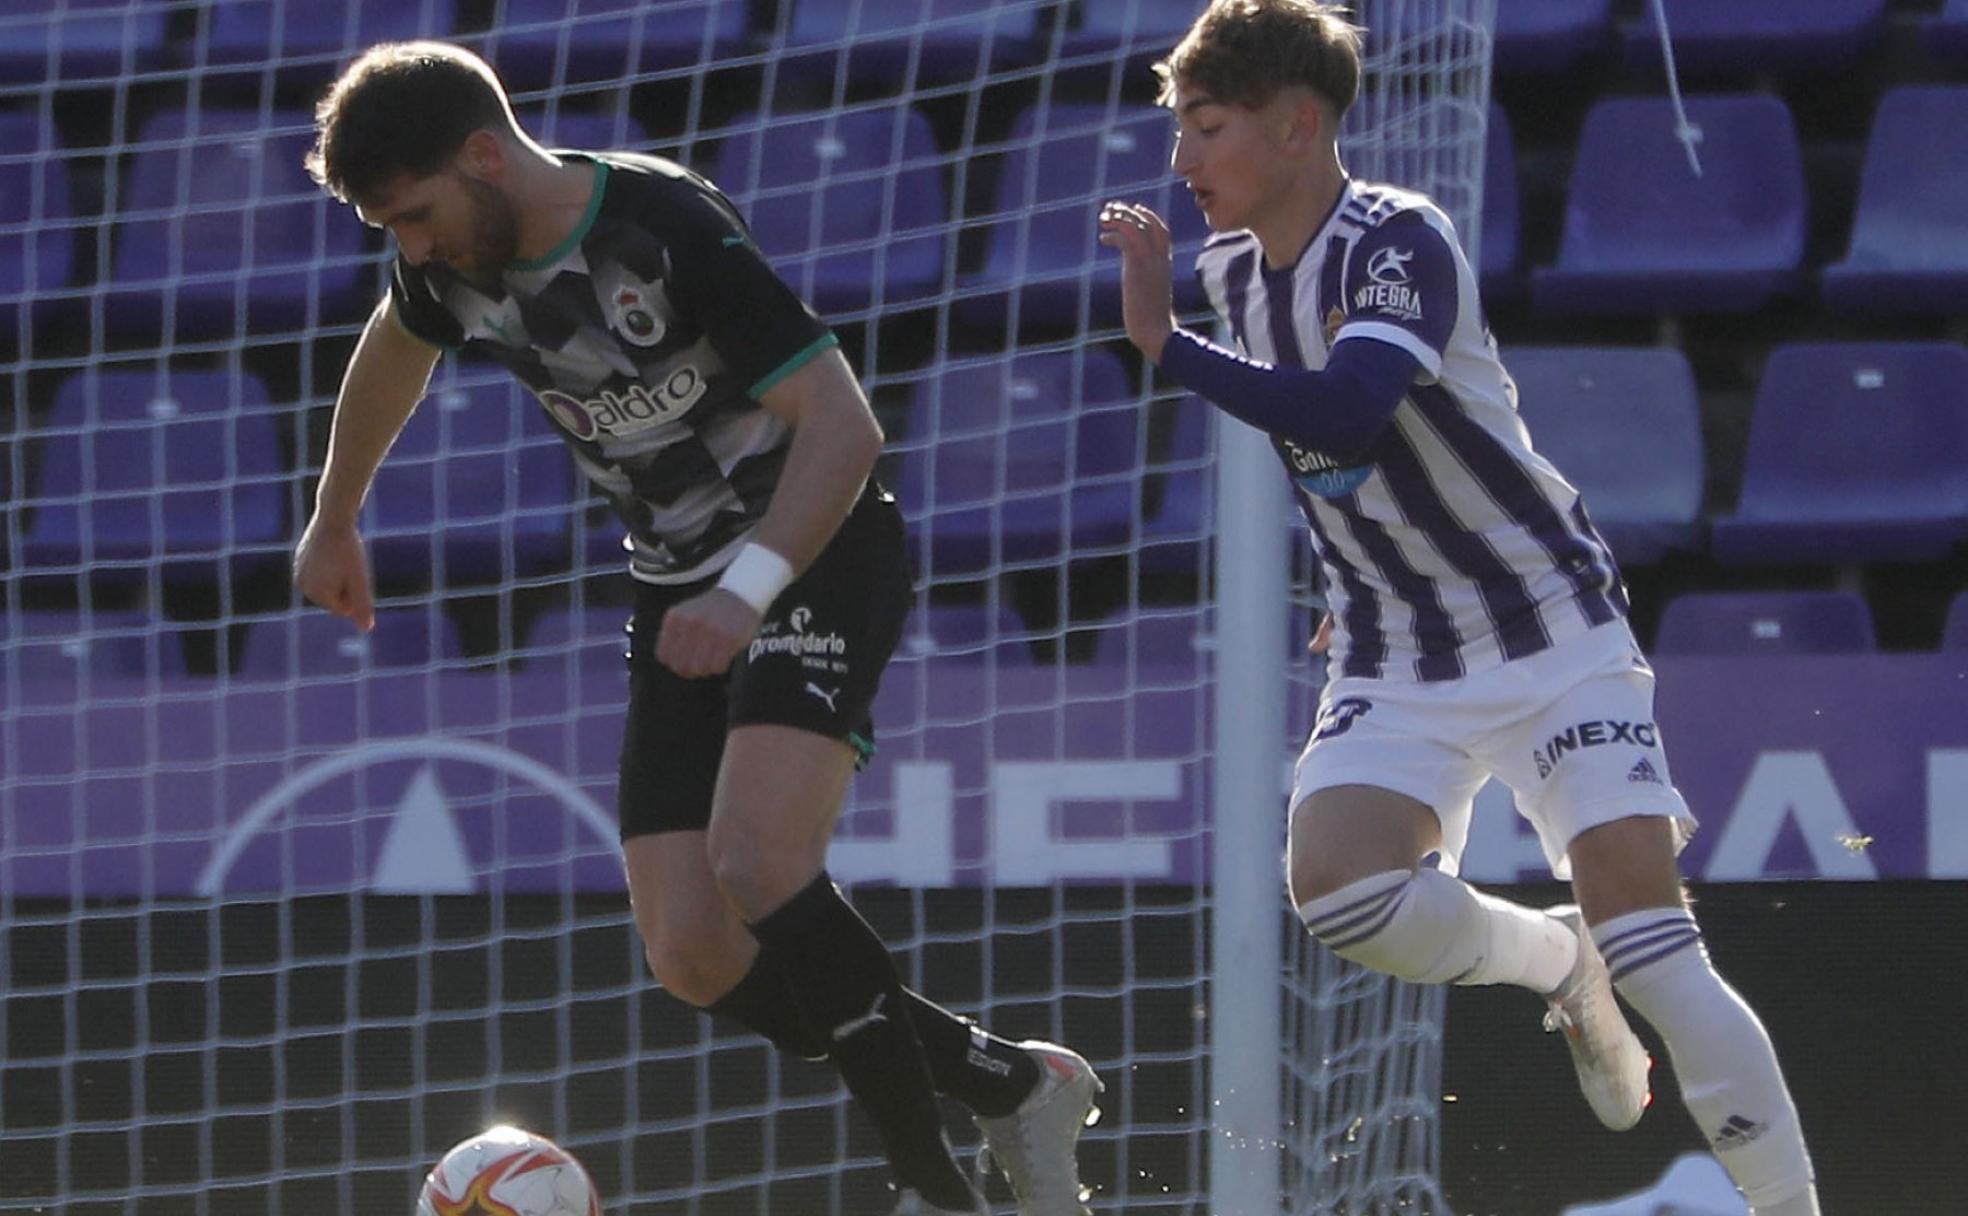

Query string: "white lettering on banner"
[[1929, 749, 1968, 878], [990, 761, 1181, 884], [830, 762, 956, 887], [1704, 752, 1877, 880]]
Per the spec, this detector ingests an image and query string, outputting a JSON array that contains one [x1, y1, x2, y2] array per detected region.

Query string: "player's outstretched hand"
[[657, 587, 762, 679], [1098, 200, 1176, 362], [293, 515, 376, 632]]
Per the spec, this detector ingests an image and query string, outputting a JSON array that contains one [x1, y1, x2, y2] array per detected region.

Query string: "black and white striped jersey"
[[390, 152, 837, 585], [1194, 179, 1627, 683]]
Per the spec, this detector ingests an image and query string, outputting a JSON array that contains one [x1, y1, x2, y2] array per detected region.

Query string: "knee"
[[705, 821, 813, 920], [638, 913, 746, 1008], [1288, 842, 1388, 910]]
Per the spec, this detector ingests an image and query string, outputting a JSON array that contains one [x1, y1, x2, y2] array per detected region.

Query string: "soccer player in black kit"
[[298, 42, 1098, 1216]]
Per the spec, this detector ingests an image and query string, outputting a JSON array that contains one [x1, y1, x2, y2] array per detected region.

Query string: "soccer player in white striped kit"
[[1099, 4, 1819, 1213]]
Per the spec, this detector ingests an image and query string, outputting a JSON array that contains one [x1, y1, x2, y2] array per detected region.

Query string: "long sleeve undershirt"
[[1157, 328, 1422, 465]]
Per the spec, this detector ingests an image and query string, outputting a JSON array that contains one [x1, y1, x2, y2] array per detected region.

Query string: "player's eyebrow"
[[1178, 96, 1222, 116], [357, 201, 428, 230]]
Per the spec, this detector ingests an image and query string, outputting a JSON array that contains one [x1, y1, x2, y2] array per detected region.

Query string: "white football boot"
[[973, 1042, 1103, 1215], [1544, 904, 1653, 1131]]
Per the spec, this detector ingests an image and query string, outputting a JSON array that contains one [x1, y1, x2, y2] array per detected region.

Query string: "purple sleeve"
[[1158, 329, 1421, 463], [1337, 210, 1460, 376]]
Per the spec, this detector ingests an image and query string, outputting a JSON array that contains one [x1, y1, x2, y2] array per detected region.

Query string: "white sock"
[[1595, 908, 1819, 1216], [1296, 867, 1577, 992]]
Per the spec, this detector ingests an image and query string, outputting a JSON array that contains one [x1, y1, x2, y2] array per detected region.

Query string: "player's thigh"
[[618, 581, 730, 838], [622, 830, 756, 1004], [1478, 658, 1695, 886], [1287, 690, 1487, 903], [707, 724, 858, 917]]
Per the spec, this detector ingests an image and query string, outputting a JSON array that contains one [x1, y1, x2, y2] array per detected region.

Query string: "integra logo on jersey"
[[1280, 438, 1372, 499], [1531, 719, 1660, 780], [1355, 246, 1424, 322], [538, 367, 707, 440]]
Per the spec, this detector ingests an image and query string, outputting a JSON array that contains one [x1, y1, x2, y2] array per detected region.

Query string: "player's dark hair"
[[306, 41, 518, 204], [1154, 0, 1364, 118]]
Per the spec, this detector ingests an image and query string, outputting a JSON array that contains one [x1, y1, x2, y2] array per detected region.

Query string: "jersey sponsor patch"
[[1280, 437, 1373, 499], [537, 366, 707, 440], [1531, 718, 1660, 779]]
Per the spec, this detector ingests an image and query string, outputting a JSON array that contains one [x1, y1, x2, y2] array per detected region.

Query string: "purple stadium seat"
[[201, 0, 457, 75], [1709, 343, 1968, 564], [485, 0, 748, 90], [1654, 591, 1875, 656], [238, 608, 466, 677], [523, 605, 633, 673], [1624, 0, 1886, 74], [0, 0, 171, 85], [713, 104, 949, 314], [782, 0, 1044, 87], [0, 610, 190, 688], [520, 108, 653, 154], [18, 370, 287, 586], [1944, 592, 1968, 651], [1137, 398, 1212, 576], [1494, 0, 1613, 74], [893, 349, 1143, 576], [364, 376, 577, 587], [106, 109, 368, 340], [1505, 346, 1703, 565], [1090, 609, 1207, 670], [957, 102, 1208, 331], [1926, 0, 1968, 63], [1057, 0, 1194, 69], [1480, 103, 1520, 302], [0, 112, 75, 349], [896, 604, 1032, 664], [1821, 87, 1968, 316], [1531, 95, 1804, 315]]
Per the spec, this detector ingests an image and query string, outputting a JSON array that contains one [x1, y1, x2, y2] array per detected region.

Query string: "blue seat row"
[[6, 340, 1966, 590], [22, 0, 1885, 90], [10, 85, 1968, 346]]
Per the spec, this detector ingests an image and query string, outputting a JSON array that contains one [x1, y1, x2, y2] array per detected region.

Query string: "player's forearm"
[[1158, 330, 1417, 463], [748, 353, 883, 574], [312, 298, 441, 526]]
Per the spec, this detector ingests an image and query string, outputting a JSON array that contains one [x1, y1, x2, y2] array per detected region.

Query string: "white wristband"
[[716, 541, 794, 614]]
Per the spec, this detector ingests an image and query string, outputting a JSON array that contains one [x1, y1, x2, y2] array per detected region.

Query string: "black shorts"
[[617, 486, 913, 839]]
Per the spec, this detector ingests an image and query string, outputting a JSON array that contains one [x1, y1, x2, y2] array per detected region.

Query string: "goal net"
[[0, 2, 1490, 1213]]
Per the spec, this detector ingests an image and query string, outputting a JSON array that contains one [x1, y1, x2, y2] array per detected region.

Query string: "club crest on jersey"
[[612, 286, 665, 347], [537, 366, 706, 440], [1280, 437, 1372, 500], [1354, 246, 1424, 322]]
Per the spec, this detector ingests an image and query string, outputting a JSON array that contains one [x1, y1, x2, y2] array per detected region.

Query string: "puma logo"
[[831, 993, 889, 1042], [805, 682, 842, 712]]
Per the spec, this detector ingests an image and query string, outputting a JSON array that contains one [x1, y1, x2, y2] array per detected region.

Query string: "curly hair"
[[1154, 0, 1365, 117], [306, 41, 517, 203]]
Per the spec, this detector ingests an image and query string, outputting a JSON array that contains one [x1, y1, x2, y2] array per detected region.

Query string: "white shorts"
[[1290, 621, 1695, 880]]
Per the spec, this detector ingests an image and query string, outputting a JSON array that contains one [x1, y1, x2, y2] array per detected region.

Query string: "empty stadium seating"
[[485, 0, 746, 89], [782, 0, 1045, 86], [107, 109, 368, 340], [1944, 592, 1968, 651], [237, 607, 468, 677], [893, 349, 1142, 574], [1709, 343, 1968, 564], [522, 604, 633, 674], [1624, 0, 1887, 73], [201, 0, 458, 77], [1480, 104, 1520, 302], [1494, 0, 1614, 74], [1654, 590, 1876, 655], [0, 0, 171, 85], [1532, 94, 1805, 315], [1821, 86, 1968, 316], [957, 102, 1208, 331], [363, 376, 577, 587], [0, 111, 73, 346], [17, 370, 287, 586], [714, 104, 949, 313], [1925, 0, 1968, 63], [1505, 346, 1703, 565]]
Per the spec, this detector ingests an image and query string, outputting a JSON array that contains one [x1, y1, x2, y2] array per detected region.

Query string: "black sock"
[[705, 953, 831, 1060], [748, 873, 976, 1209], [711, 951, 1041, 1115], [902, 996, 1042, 1118]]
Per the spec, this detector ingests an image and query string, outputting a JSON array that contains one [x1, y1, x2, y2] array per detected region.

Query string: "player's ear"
[[1285, 91, 1329, 150], [458, 128, 505, 180]]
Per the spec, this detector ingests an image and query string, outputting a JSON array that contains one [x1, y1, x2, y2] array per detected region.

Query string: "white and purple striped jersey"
[[1194, 180, 1627, 682]]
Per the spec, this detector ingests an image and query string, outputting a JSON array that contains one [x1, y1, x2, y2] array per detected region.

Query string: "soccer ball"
[[417, 1125, 601, 1216]]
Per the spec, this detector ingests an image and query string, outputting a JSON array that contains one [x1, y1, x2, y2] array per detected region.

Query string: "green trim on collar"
[[508, 156, 610, 272]]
